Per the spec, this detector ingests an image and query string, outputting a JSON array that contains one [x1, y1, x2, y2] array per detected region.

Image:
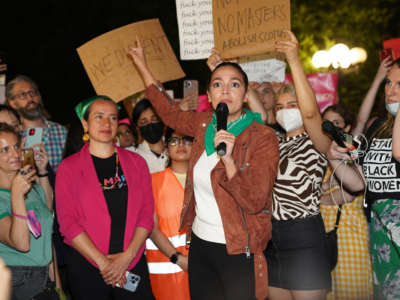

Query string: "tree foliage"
[[291, 0, 400, 115]]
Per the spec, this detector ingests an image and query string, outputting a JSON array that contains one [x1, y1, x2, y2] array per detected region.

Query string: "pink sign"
[[285, 73, 338, 112]]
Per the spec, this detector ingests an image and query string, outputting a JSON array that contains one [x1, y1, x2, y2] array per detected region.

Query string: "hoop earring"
[[82, 130, 90, 142]]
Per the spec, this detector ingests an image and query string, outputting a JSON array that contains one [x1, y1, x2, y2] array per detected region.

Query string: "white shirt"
[[192, 151, 226, 244], [135, 141, 168, 174]]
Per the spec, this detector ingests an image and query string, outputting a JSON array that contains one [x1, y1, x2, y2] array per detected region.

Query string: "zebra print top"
[[272, 132, 327, 220]]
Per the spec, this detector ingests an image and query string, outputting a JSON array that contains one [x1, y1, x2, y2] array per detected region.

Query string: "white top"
[[135, 141, 168, 174], [192, 151, 226, 244]]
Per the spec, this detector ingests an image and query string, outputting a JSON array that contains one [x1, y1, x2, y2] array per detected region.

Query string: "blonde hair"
[[276, 83, 296, 99]]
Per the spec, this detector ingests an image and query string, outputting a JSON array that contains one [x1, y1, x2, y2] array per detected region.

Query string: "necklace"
[[100, 151, 121, 190]]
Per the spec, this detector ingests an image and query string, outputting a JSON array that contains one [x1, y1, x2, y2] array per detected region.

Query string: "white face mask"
[[386, 102, 400, 116], [276, 108, 304, 133]]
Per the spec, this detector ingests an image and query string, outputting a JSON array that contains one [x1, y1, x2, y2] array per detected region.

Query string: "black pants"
[[188, 233, 256, 300], [67, 247, 155, 300]]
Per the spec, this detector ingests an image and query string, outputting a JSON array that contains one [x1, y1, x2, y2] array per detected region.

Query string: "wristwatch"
[[169, 252, 182, 264]]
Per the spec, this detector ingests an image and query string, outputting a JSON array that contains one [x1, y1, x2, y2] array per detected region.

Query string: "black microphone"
[[216, 102, 229, 156], [321, 120, 347, 148]]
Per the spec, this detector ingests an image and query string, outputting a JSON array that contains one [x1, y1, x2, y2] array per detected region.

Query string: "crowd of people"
[[0, 29, 399, 300]]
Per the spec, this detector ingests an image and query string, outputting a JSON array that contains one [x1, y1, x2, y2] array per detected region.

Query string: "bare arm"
[[327, 141, 365, 193], [393, 110, 400, 162], [352, 57, 392, 135], [276, 31, 331, 153], [71, 232, 109, 271], [34, 144, 53, 210], [150, 214, 188, 271], [246, 84, 267, 122], [0, 166, 37, 252], [128, 36, 202, 137], [320, 184, 355, 205]]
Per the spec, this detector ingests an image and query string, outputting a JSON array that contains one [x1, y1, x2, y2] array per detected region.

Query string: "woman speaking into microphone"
[[128, 38, 279, 300]]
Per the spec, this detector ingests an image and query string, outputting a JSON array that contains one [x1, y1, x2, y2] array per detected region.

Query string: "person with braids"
[[328, 58, 400, 299]]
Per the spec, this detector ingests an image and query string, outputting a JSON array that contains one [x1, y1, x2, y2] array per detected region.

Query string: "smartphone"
[[380, 48, 393, 62], [21, 148, 35, 168], [183, 80, 199, 98], [25, 127, 43, 148], [116, 271, 141, 292]]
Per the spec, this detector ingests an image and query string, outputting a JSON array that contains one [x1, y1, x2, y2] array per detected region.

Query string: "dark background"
[[1, 0, 399, 125]]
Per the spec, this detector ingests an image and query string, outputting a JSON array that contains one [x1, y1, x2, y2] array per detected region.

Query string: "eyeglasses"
[[117, 130, 133, 137], [12, 89, 39, 100], [168, 136, 193, 146]]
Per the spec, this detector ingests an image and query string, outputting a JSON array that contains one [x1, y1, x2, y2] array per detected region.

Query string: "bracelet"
[[38, 173, 48, 177], [11, 211, 27, 219]]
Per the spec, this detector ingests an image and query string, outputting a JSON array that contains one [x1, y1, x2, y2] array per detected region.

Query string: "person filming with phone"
[[0, 122, 54, 299]]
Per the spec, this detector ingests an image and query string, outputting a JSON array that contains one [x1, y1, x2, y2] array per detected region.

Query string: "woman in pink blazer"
[[55, 96, 155, 300]]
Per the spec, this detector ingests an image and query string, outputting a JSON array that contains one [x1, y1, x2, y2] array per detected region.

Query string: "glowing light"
[[312, 44, 367, 69], [312, 51, 331, 68]]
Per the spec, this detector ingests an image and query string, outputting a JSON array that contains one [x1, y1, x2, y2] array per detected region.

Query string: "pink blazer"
[[55, 144, 154, 270]]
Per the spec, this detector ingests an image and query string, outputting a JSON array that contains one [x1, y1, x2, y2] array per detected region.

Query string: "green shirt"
[[0, 185, 53, 266]]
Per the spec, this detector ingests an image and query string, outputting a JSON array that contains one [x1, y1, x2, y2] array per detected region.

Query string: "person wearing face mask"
[[328, 58, 400, 299], [132, 99, 168, 174], [264, 31, 333, 300], [320, 104, 373, 300]]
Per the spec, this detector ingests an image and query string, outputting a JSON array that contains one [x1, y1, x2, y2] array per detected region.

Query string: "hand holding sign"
[[275, 30, 299, 64]]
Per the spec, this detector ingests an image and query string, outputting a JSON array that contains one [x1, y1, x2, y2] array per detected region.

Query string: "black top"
[[92, 153, 128, 254], [361, 118, 400, 205]]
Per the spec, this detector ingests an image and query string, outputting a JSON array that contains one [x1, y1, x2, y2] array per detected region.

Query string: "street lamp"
[[312, 44, 367, 69]]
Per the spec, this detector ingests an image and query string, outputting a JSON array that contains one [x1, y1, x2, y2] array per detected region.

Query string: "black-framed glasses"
[[168, 136, 193, 146], [13, 89, 39, 100]]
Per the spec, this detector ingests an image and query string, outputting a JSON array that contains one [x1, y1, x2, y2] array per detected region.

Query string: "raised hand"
[[128, 36, 147, 70], [275, 30, 299, 64]]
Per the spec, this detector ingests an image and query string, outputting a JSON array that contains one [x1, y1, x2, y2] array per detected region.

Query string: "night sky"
[[1, 0, 210, 125]]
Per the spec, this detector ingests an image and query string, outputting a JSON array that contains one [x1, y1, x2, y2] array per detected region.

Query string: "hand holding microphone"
[[215, 102, 229, 156]]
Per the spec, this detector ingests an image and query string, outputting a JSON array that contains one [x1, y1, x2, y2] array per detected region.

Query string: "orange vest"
[[146, 168, 190, 300]]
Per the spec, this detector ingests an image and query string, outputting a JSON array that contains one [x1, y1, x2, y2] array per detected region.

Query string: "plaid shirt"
[[42, 120, 67, 172]]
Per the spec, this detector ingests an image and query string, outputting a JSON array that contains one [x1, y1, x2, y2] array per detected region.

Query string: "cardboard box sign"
[[77, 19, 185, 102], [212, 0, 291, 59]]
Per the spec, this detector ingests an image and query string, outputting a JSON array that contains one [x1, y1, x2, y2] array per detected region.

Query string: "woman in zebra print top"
[[265, 31, 332, 300]]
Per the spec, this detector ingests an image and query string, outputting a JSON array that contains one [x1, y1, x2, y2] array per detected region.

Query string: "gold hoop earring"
[[82, 130, 90, 142]]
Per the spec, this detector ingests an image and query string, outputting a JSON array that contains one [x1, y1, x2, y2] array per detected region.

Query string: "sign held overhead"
[[77, 19, 185, 102]]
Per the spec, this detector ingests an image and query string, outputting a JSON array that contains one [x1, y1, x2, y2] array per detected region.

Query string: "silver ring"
[[19, 170, 26, 176]]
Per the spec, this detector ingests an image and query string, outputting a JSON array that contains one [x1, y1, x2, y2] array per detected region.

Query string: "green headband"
[[75, 95, 114, 120]]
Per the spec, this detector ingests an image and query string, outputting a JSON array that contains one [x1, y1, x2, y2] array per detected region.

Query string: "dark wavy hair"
[[323, 103, 355, 129], [208, 62, 249, 91]]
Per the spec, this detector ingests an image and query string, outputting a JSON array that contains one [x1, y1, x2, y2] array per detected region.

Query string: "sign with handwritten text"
[[176, 0, 214, 60], [77, 19, 185, 102], [213, 0, 291, 59]]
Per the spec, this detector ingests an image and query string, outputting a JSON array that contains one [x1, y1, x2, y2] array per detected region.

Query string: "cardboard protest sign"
[[77, 19, 185, 102], [285, 73, 339, 112], [213, 0, 291, 59], [176, 0, 214, 60]]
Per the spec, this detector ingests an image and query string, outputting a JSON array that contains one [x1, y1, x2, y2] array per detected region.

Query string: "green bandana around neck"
[[204, 108, 263, 156]]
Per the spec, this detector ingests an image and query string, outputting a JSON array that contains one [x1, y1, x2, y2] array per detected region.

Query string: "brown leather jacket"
[[146, 84, 279, 300]]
